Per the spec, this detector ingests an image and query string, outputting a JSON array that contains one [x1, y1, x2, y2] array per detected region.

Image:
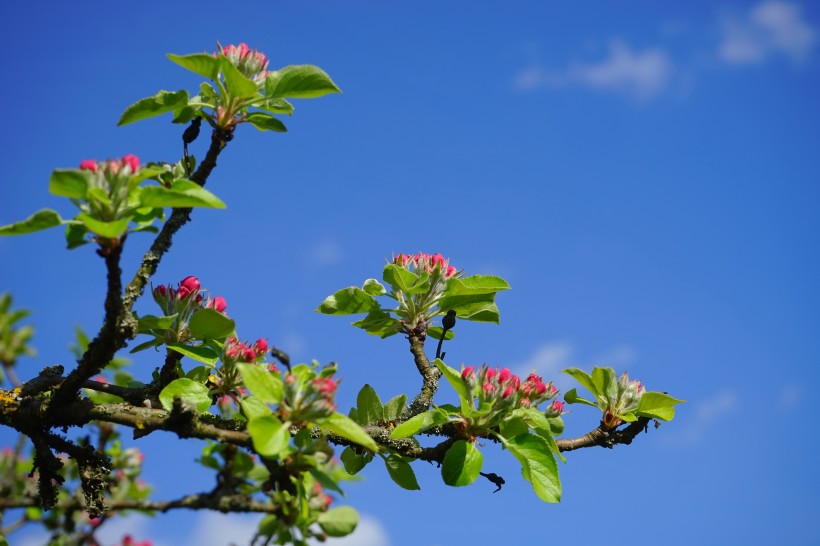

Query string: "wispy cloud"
[[512, 341, 637, 391], [307, 239, 344, 267], [514, 40, 673, 100], [719, 1, 816, 64], [666, 389, 739, 446]]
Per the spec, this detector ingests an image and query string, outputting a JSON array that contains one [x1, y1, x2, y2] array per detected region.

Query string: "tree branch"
[[402, 325, 441, 419], [0, 492, 280, 514]]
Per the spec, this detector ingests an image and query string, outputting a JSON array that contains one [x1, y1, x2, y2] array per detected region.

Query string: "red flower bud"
[[482, 383, 496, 397], [461, 366, 475, 381], [242, 348, 257, 362], [254, 338, 268, 353], [177, 286, 191, 299], [79, 159, 97, 172], [445, 265, 457, 278], [209, 296, 228, 313], [502, 385, 515, 399], [498, 368, 512, 384], [485, 368, 496, 381], [180, 276, 201, 293], [121, 154, 140, 173], [535, 382, 548, 396]]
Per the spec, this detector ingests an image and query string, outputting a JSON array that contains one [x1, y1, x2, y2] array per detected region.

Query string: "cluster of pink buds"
[[393, 252, 458, 279], [309, 481, 334, 511], [616, 371, 645, 412], [281, 371, 339, 422], [462, 365, 559, 414], [218, 42, 269, 85], [79, 154, 140, 176], [152, 276, 228, 317], [121, 536, 152, 546], [223, 336, 269, 364]]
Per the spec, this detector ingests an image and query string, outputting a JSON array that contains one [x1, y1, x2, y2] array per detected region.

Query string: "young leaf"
[[563, 368, 598, 398], [0, 209, 64, 236], [592, 367, 618, 402], [389, 408, 449, 439], [438, 293, 500, 323], [356, 384, 383, 425], [563, 388, 598, 408], [382, 264, 427, 295], [320, 412, 378, 452], [139, 180, 226, 209], [382, 394, 407, 421], [636, 392, 684, 421], [167, 53, 220, 79], [137, 314, 178, 332], [188, 308, 235, 340], [362, 278, 386, 296], [317, 506, 358, 537], [316, 287, 378, 315], [159, 378, 212, 413], [76, 214, 130, 239], [166, 343, 219, 366], [384, 455, 420, 490], [237, 362, 283, 405], [433, 358, 472, 409], [248, 415, 290, 457], [118, 90, 189, 126], [351, 310, 401, 338], [49, 170, 92, 198], [220, 57, 260, 99], [246, 112, 287, 132], [441, 440, 483, 486], [444, 275, 511, 296], [265, 65, 341, 99], [239, 396, 272, 420], [427, 326, 455, 341], [340, 446, 373, 475], [501, 433, 561, 503]]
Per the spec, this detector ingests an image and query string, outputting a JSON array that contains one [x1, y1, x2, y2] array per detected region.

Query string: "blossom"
[[121, 154, 140, 173], [208, 296, 228, 313], [179, 276, 201, 293], [545, 399, 565, 418], [219, 42, 269, 84], [254, 338, 268, 353], [461, 366, 475, 382], [79, 160, 98, 172]]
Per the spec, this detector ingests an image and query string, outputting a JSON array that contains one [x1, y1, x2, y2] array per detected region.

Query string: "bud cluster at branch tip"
[[462, 364, 559, 414], [393, 252, 458, 279], [217, 42, 269, 85]]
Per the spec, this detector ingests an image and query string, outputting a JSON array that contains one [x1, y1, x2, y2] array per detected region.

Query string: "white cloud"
[[514, 40, 673, 100], [322, 514, 391, 546], [512, 341, 637, 392], [308, 239, 343, 267], [666, 390, 739, 446], [719, 1, 816, 64], [185, 512, 260, 546]]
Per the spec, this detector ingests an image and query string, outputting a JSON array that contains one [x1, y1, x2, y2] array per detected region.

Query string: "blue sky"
[[2, 1, 819, 544]]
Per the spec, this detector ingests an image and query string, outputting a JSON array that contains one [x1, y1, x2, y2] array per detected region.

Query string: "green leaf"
[[636, 392, 684, 421], [248, 415, 290, 457], [221, 57, 260, 98], [501, 433, 561, 503], [49, 169, 92, 198], [265, 65, 341, 99], [382, 394, 407, 421], [129, 338, 162, 354], [118, 90, 189, 126], [259, 97, 294, 115], [159, 378, 212, 413], [433, 358, 472, 409], [592, 367, 618, 402], [65, 223, 89, 248], [427, 326, 455, 341], [167, 343, 219, 366], [351, 309, 401, 338], [237, 363, 283, 405], [245, 112, 287, 132], [76, 213, 130, 239], [309, 467, 346, 496], [186, 366, 211, 383], [563, 368, 598, 398], [438, 293, 500, 323], [441, 440, 483, 486], [444, 275, 511, 296], [390, 408, 449, 439], [239, 396, 272, 420], [188, 308, 235, 340], [384, 455, 420, 490], [137, 314, 178, 332], [383, 264, 429, 295], [356, 384, 383, 425], [321, 412, 378, 452], [0, 209, 64, 235], [316, 287, 378, 315], [340, 446, 373, 475], [563, 388, 598, 408], [167, 53, 220, 79], [317, 506, 358, 538], [362, 278, 386, 296], [139, 180, 226, 209]]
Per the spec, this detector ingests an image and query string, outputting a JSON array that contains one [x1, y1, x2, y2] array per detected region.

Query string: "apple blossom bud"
[[502, 385, 515, 399], [180, 276, 201, 293], [254, 338, 268, 353], [445, 265, 457, 278], [461, 366, 475, 382], [209, 296, 228, 313], [482, 382, 496, 397], [122, 154, 140, 173], [498, 368, 512, 384], [242, 348, 257, 362], [79, 160, 97, 172], [545, 399, 565, 418]]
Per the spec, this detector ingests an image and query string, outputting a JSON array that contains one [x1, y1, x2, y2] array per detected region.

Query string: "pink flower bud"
[[502, 385, 515, 399], [177, 286, 191, 299], [498, 368, 512, 384], [535, 382, 548, 396], [209, 296, 228, 313], [461, 366, 475, 382], [485, 368, 496, 381], [242, 348, 257, 362], [180, 276, 201, 293], [79, 160, 97, 172], [527, 372, 543, 384], [545, 399, 565, 418], [121, 154, 140, 173], [153, 285, 167, 298], [225, 347, 240, 359], [445, 265, 457, 278], [254, 338, 268, 353], [431, 253, 447, 269], [482, 382, 496, 397]]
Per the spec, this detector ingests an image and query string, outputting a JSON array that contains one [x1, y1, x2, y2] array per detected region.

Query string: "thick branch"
[[0, 493, 279, 514], [402, 326, 441, 418], [555, 418, 652, 452]]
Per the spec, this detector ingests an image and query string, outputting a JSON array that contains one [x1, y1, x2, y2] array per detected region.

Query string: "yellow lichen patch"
[[136, 421, 145, 430], [0, 387, 20, 405]]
